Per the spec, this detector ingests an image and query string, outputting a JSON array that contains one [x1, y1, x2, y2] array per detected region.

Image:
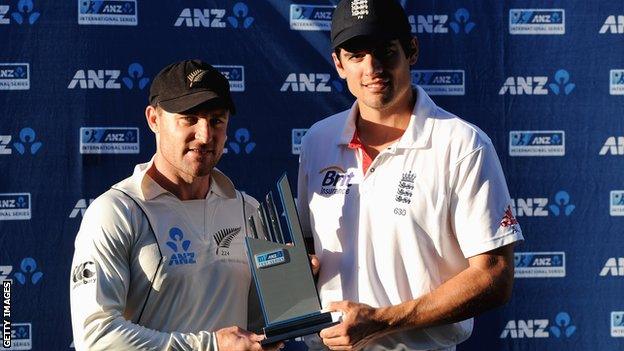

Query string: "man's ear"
[[408, 37, 419, 65], [145, 105, 159, 133], [332, 51, 347, 79]]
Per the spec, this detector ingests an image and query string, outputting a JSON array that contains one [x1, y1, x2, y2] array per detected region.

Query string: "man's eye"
[[210, 118, 224, 126], [182, 116, 197, 124]]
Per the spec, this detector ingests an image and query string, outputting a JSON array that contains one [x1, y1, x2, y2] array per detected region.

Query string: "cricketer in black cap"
[[298, 1, 521, 350]]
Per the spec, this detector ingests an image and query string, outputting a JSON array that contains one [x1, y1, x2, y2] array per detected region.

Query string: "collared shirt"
[[70, 159, 259, 351], [298, 86, 523, 350]]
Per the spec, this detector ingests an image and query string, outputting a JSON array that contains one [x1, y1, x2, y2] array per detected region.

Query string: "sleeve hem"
[[461, 230, 524, 258]]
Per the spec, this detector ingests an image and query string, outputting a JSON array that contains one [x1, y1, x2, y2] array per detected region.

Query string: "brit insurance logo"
[[290, 4, 334, 31], [68, 62, 150, 90], [509, 9, 564, 35], [0, 127, 43, 156], [0, 193, 31, 221], [509, 130, 564, 156], [78, 0, 137, 26], [291, 128, 308, 155], [79, 127, 139, 154], [0, 0, 40, 25], [319, 166, 355, 195], [499, 69, 575, 95], [500, 312, 576, 339], [600, 257, 624, 277], [515, 252, 565, 278], [511, 190, 575, 217], [5, 323, 32, 350], [166, 227, 197, 266], [612, 312, 624, 337], [611, 191, 624, 216], [599, 15, 624, 34], [174, 2, 254, 29], [214, 65, 244, 92], [411, 70, 464, 96], [0, 63, 29, 90], [280, 73, 343, 92], [409, 8, 475, 35], [610, 69, 624, 95], [599, 136, 623, 155]]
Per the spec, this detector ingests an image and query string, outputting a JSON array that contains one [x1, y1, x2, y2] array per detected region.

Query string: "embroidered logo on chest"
[[395, 171, 416, 204], [213, 227, 242, 256], [166, 227, 197, 266]]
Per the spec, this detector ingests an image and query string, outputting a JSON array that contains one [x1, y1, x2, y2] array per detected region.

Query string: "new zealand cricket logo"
[[395, 171, 416, 204], [213, 227, 242, 255]]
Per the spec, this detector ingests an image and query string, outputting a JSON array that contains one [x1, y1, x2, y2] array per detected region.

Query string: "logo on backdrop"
[[213, 227, 241, 255], [409, 8, 475, 34], [0, 63, 29, 90], [612, 312, 624, 337], [6, 322, 32, 350], [500, 312, 576, 339], [600, 257, 624, 276], [599, 136, 624, 155], [511, 190, 575, 217], [78, 0, 138, 26], [611, 191, 624, 216], [291, 128, 308, 155], [509, 9, 565, 35], [12, 257, 42, 286], [610, 69, 624, 95], [0, 127, 43, 156], [79, 127, 139, 154], [515, 252, 565, 278], [509, 130, 565, 156], [411, 70, 465, 96], [499, 69, 575, 95], [0, 193, 31, 221], [68, 62, 149, 90], [599, 15, 624, 34], [228, 128, 255, 155], [174, 2, 254, 29], [0, 266, 12, 282], [0, 0, 40, 25], [214, 65, 245, 92], [166, 227, 197, 266], [69, 198, 95, 218], [289, 4, 334, 31], [280, 73, 343, 92]]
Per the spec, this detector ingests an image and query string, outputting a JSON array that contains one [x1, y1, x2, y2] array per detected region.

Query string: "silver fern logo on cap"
[[187, 69, 208, 88]]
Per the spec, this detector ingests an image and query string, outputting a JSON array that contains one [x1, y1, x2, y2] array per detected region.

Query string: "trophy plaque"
[[245, 173, 341, 345]]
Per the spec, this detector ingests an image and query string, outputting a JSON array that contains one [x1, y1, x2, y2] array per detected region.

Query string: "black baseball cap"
[[331, 0, 412, 49], [149, 59, 236, 114]]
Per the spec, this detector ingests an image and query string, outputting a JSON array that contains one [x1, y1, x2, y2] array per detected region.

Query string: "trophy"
[[245, 173, 341, 345]]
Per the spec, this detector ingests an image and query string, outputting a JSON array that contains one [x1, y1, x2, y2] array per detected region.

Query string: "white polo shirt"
[[70, 160, 259, 351], [298, 86, 523, 350]]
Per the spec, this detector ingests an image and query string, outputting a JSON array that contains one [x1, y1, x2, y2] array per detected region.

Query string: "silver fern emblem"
[[213, 227, 241, 254], [187, 69, 208, 88]]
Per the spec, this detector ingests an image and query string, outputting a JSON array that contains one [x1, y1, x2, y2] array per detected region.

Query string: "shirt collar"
[[338, 85, 435, 150], [129, 157, 237, 201]]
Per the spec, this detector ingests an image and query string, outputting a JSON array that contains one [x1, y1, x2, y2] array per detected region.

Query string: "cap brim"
[[332, 22, 395, 49], [158, 90, 235, 114]]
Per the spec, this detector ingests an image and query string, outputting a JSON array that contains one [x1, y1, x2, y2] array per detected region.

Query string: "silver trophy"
[[245, 173, 341, 345]]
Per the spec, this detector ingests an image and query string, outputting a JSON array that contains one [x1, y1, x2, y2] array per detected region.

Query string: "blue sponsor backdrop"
[[1, 0, 623, 350]]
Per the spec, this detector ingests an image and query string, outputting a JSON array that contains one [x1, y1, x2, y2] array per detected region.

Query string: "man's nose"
[[194, 119, 212, 143], [363, 54, 383, 76]]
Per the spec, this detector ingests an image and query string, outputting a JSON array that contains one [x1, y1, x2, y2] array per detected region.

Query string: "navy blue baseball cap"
[[331, 0, 412, 49]]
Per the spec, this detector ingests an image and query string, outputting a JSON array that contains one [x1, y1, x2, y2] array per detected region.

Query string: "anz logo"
[[166, 227, 197, 266], [174, 2, 254, 29], [511, 191, 575, 217], [408, 8, 476, 34], [501, 312, 576, 339], [499, 69, 575, 95], [280, 73, 342, 92], [68, 62, 149, 90], [600, 257, 624, 276], [599, 15, 624, 34]]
